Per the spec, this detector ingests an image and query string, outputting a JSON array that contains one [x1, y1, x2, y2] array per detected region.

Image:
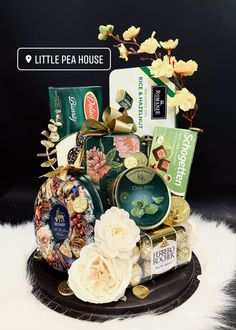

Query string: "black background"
[[0, 0, 236, 213]]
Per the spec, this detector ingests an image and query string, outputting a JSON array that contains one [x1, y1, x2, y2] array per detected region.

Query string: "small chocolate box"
[[149, 127, 198, 197], [84, 134, 141, 194], [157, 158, 170, 172], [152, 145, 167, 161]]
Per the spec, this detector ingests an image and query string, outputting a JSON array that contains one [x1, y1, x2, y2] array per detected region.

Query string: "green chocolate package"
[[149, 127, 198, 197], [49, 86, 103, 140]]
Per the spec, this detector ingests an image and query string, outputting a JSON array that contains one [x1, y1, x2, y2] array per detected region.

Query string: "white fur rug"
[[0, 214, 236, 330]]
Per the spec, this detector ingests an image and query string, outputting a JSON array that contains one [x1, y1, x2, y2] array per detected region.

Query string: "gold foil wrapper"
[[132, 285, 150, 300], [164, 196, 190, 226], [58, 280, 74, 296], [34, 250, 43, 260]]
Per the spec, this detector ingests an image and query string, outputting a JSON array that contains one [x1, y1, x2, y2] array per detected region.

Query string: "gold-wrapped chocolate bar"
[[129, 223, 192, 286]]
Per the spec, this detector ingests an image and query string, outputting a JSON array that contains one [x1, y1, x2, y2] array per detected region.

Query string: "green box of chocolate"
[[49, 86, 103, 140], [149, 127, 198, 197], [84, 134, 141, 194]]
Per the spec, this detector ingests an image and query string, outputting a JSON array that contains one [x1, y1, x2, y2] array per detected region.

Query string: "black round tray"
[[27, 251, 201, 322]]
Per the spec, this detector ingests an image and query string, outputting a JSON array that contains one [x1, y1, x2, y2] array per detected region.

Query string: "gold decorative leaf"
[[40, 159, 57, 167], [48, 124, 57, 133], [49, 132, 60, 142], [49, 149, 57, 155], [41, 130, 49, 138], [50, 119, 57, 125], [37, 149, 57, 157], [41, 140, 55, 148], [37, 153, 47, 157], [55, 121, 62, 127]]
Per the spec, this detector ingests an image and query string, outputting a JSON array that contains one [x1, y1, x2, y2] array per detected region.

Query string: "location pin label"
[[25, 55, 32, 63]]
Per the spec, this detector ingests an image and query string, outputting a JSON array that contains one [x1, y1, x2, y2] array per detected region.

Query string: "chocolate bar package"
[[109, 67, 176, 136], [149, 127, 198, 197], [49, 86, 103, 140], [84, 134, 141, 194]]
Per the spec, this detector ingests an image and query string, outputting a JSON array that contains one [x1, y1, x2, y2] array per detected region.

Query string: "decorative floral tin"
[[84, 134, 140, 193], [110, 166, 171, 229], [33, 172, 107, 271]]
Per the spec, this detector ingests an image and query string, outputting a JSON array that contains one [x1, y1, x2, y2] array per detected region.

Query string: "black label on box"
[[151, 86, 167, 119], [49, 203, 70, 242]]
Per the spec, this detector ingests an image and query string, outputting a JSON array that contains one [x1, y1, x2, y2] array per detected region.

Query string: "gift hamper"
[[28, 24, 203, 321]]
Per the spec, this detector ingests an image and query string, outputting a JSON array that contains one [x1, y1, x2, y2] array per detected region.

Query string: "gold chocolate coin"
[[124, 152, 147, 169], [133, 152, 147, 166], [132, 285, 150, 300], [124, 156, 138, 169], [164, 196, 190, 226], [73, 196, 88, 213], [34, 250, 43, 260], [58, 280, 74, 296]]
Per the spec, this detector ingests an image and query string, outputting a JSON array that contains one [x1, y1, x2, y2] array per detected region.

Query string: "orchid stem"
[[110, 34, 140, 47]]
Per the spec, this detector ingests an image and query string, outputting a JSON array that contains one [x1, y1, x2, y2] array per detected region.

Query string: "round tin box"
[[110, 166, 171, 229], [34, 171, 107, 271]]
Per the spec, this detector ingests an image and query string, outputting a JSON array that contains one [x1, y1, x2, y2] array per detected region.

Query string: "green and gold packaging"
[[49, 86, 103, 140], [129, 224, 192, 286], [149, 127, 198, 197]]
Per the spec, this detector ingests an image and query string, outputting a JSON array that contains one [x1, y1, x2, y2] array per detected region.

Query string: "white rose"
[[36, 226, 52, 257], [68, 244, 132, 304], [94, 207, 140, 259]]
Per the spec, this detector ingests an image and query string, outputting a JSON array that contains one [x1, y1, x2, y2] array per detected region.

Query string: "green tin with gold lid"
[[109, 166, 171, 229]]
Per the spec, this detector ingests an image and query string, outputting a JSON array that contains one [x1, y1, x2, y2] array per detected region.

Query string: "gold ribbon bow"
[[40, 150, 84, 181], [81, 106, 137, 136]]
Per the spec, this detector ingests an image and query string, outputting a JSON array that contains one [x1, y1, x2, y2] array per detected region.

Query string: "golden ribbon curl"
[[40, 150, 84, 181], [81, 106, 137, 135]]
